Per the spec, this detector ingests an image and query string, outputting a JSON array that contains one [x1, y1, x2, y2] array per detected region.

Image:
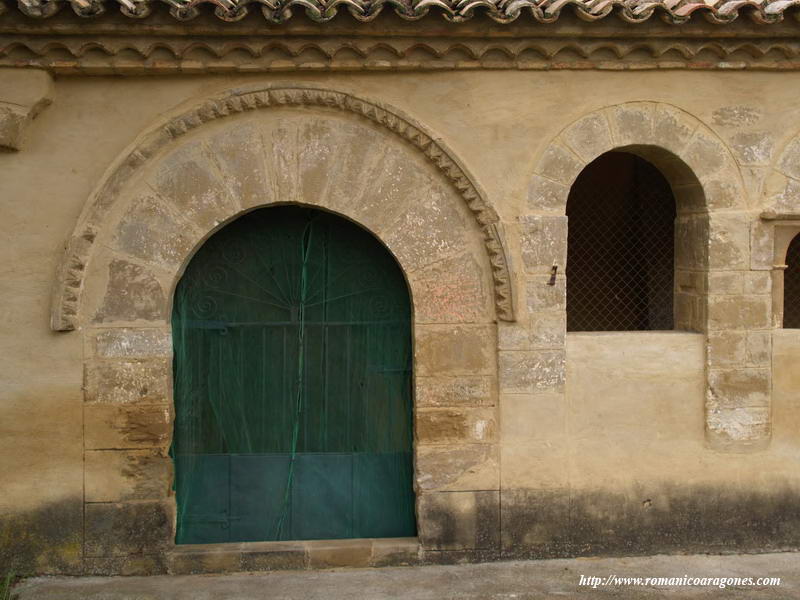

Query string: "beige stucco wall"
[[2, 69, 800, 572]]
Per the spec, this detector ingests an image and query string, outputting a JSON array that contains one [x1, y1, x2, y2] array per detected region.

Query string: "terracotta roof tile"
[[4, 0, 800, 23]]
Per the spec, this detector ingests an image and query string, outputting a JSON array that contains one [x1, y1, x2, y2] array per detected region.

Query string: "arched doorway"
[[171, 205, 415, 544]]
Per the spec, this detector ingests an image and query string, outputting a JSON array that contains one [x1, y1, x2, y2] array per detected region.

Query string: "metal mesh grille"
[[566, 152, 677, 332], [784, 234, 800, 328]]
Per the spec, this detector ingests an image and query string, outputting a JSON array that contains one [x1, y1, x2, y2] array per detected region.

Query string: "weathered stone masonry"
[[3, 0, 800, 576]]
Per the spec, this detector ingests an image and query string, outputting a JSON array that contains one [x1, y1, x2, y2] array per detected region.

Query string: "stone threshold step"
[[167, 537, 422, 574]]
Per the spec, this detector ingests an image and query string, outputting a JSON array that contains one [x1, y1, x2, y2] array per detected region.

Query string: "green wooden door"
[[172, 206, 415, 544]]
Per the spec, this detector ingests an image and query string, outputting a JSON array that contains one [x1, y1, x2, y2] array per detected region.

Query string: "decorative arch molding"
[[527, 100, 747, 216], [51, 84, 515, 332]]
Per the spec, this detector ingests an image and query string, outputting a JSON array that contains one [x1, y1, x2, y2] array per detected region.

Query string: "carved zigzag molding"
[[4, 36, 800, 72]]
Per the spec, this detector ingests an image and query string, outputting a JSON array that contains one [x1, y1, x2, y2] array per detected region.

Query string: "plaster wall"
[[2, 70, 800, 573]]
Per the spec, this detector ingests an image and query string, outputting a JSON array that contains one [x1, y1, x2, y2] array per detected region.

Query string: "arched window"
[[566, 152, 677, 332], [172, 205, 415, 544], [784, 233, 800, 328]]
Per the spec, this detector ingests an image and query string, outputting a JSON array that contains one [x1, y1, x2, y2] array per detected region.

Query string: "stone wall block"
[[706, 331, 746, 368], [415, 325, 495, 376], [415, 444, 499, 492], [699, 177, 741, 212], [707, 295, 770, 330], [93, 329, 172, 359], [746, 331, 772, 366], [408, 252, 489, 324], [561, 113, 612, 163], [415, 376, 494, 408], [673, 292, 698, 332], [530, 312, 566, 348], [674, 215, 709, 270], [767, 176, 800, 214], [684, 130, 728, 180], [729, 131, 774, 167], [526, 276, 566, 313], [778, 137, 800, 181], [85, 500, 174, 558], [744, 271, 772, 295], [497, 322, 532, 350], [675, 269, 705, 294], [536, 143, 583, 187], [417, 491, 500, 551], [707, 271, 743, 295], [708, 368, 770, 409], [92, 258, 167, 324], [85, 449, 172, 503], [85, 403, 172, 450], [527, 175, 569, 214], [750, 220, 774, 271], [672, 182, 706, 214], [84, 359, 170, 404], [498, 350, 565, 394], [149, 141, 240, 232], [708, 213, 749, 271], [112, 193, 198, 270], [519, 215, 567, 273], [416, 407, 497, 444], [706, 407, 771, 450]]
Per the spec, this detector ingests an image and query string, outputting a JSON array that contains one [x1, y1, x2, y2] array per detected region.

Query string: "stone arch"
[[51, 84, 515, 332], [527, 101, 746, 216], [67, 85, 507, 562], [524, 102, 770, 452]]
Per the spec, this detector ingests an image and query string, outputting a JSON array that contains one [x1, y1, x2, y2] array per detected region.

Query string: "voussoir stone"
[[527, 175, 569, 213], [93, 259, 167, 324], [149, 140, 240, 232], [561, 113, 612, 163], [206, 123, 272, 210], [610, 103, 655, 146], [653, 104, 698, 155], [536, 143, 583, 187], [112, 192, 198, 270]]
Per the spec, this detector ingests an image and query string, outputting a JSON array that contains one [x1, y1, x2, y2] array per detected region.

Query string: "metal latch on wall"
[[548, 264, 558, 286]]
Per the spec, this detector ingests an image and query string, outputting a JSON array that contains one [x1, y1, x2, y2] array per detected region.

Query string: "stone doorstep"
[[166, 537, 422, 574]]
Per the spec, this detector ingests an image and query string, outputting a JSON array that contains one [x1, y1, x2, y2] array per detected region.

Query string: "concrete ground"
[[15, 552, 799, 599]]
